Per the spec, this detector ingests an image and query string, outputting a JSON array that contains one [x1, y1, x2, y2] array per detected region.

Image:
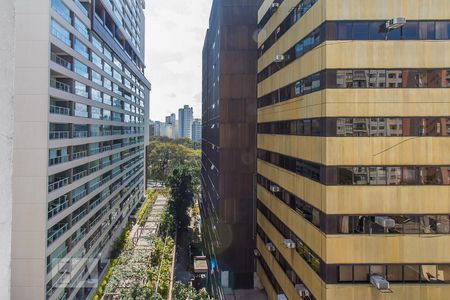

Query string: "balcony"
[[72, 208, 87, 225], [72, 169, 88, 182], [72, 150, 88, 160], [72, 188, 87, 203], [51, 53, 72, 70], [49, 155, 69, 166], [50, 105, 71, 116], [48, 195, 69, 219], [72, 131, 88, 138], [50, 79, 72, 93], [47, 222, 69, 246], [49, 131, 70, 140], [48, 177, 70, 193]]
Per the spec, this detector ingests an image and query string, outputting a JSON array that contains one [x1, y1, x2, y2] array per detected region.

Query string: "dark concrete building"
[[200, 0, 260, 298]]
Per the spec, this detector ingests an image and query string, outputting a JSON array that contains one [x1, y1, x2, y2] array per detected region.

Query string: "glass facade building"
[[11, 0, 150, 299]]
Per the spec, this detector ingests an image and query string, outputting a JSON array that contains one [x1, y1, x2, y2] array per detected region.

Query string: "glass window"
[[404, 265, 420, 281], [91, 34, 103, 52], [102, 109, 111, 120], [91, 107, 101, 119], [402, 22, 418, 39], [74, 60, 88, 78], [74, 81, 88, 98], [91, 52, 102, 69], [369, 22, 385, 40], [353, 265, 369, 281], [387, 265, 403, 282], [51, 19, 71, 46], [437, 265, 450, 282], [113, 69, 122, 82], [436, 21, 450, 39], [104, 63, 112, 76], [74, 17, 89, 39], [103, 46, 112, 60], [103, 93, 112, 105], [353, 22, 369, 39], [337, 22, 352, 39], [51, 0, 71, 23], [91, 70, 102, 86], [74, 103, 88, 117], [421, 265, 438, 282], [103, 78, 112, 90], [419, 22, 435, 40], [113, 56, 123, 69], [74, 38, 89, 59], [91, 88, 102, 102]]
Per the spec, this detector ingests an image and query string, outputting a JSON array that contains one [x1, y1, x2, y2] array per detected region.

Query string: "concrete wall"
[[0, 0, 15, 299]]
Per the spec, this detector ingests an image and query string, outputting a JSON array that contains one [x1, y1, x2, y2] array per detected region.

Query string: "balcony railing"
[[50, 105, 71, 116], [72, 228, 87, 245], [49, 155, 69, 166], [72, 150, 88, 160], [73, 131, 88, 138], [72, 170, 88, 182], [49, 131, 70, 140], [47, 223, 69, 246], [89, 164, 100, 173], [48, 177, 70, 193], [72, 189, 86, 203], [72, 209, 87, 224], [50, 53, 72, 70], [48, 198, 69, 219], [50, 79, 72, 93]]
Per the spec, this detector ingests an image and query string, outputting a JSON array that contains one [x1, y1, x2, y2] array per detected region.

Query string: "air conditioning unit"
[[274, 54, 285, 63], [266, 242, 276, 252], [283, 239, 296, 249], [385, 17, 406, 29], [370, 275, 390, 290], [375, 216, 396, 228], [253, 249, 261, 257], [270, 184, 280, 193], [270, 3, 280, 12], [277, 294, 288, 300], [295, 284, 310, 297]]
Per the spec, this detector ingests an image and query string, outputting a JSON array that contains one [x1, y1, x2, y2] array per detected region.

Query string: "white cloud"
[[144, 0, 212, 121]]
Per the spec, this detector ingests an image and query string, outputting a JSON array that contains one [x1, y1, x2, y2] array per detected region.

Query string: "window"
[[103, 93, 112, 105], [74, 81, 88, 98], [91, 107, 101, 119], [74, 60, 88, 78], [91, 52, 102, 69], [74, 38, 89, 59], [74, 103, 88, 117], [51, 0, 71, 23], [436, 21, 450, 39], [74, 17, 89, 39], [113, 69, 122, 82], [51, 19, 71, 46], [104, 63, 112, 76], [103, 46, 112, 60], [91, 34, 103, 52], [419, 22, 435, 39], [103, 78, 112, 90], [102, 109, 111, 120], [91, 70, 102, 86], [353, 22, 369, 39], [91, 88, 102, 102]]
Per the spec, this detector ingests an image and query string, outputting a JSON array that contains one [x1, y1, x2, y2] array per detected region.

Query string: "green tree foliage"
[[173, 282, 213, 300], [167, 165, 199, 231], [147, 138, 200, 183]]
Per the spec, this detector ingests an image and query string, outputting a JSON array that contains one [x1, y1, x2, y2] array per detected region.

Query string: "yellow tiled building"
[[255, 1, 450, 299]]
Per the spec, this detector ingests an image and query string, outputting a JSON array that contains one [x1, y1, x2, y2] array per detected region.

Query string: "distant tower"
[[191, 118, 202, 142], [178, 105, 194, 138]]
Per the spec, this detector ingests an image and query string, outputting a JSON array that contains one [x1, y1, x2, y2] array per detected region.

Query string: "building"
[[178, 105, 194, 138], [201, 0, 260, 298], [149, 120, 156, 137], [166, 113, 179, 138], [11, 0, 150, 299], [192, 118, 202, 142], [255, 1, 450, 300]]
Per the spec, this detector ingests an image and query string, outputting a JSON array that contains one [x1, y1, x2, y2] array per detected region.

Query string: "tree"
[[147, 139, 200, 184], [167, 165, 199, 230]]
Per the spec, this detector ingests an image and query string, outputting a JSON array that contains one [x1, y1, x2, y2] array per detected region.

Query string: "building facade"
[[178, 104, 194, 139], [255, 1, 450, 300], [11, 0, 150, 299], [201, 0, 260, 298], [192, 118, 202, 142]]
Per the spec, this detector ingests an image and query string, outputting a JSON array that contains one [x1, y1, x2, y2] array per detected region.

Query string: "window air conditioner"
[[295, 284, 310, 297], [274, 54, 285, 63], [370, 275, 390, 290], [277, 294, 288, 300], [270, 3, 280, 12], [253, 249, 261, 257], [270, 185, 280, 193], [266, 242, 276, 252], [385, 17, 406, 30], [283, 239, 296, 249], [375, 216, 396, 228]]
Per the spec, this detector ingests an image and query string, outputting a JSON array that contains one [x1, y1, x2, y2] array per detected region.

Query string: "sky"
[[144, 0, 213, 122]]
